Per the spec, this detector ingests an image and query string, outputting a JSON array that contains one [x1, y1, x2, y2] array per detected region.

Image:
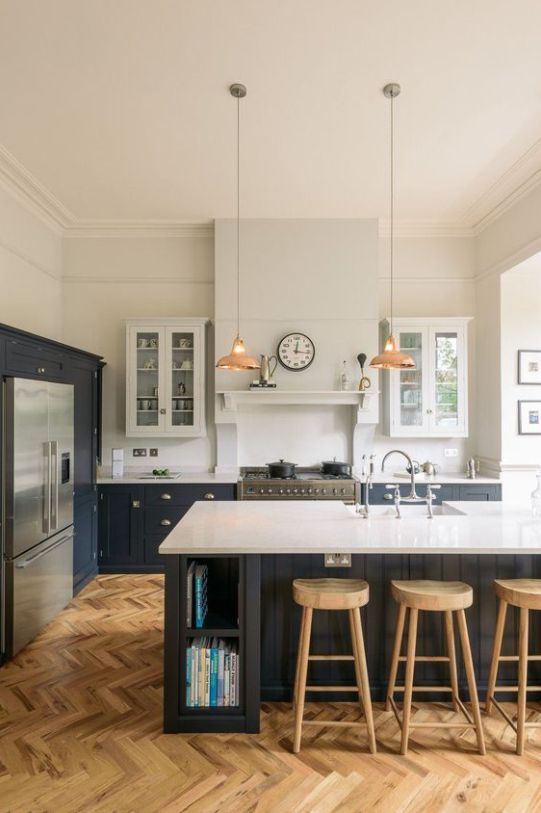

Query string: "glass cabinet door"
[[168, 328, 196, 430], [134, 328, 162, 430], [431, 329, 463, 433], [392, 329, 429, 434]]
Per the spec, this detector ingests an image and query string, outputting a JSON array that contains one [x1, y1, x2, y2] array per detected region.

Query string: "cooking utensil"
[[266, 459, 297, 478], [421, 461, 439, 476], [357, 353, 371, 391], [321, 458, 351, 476]]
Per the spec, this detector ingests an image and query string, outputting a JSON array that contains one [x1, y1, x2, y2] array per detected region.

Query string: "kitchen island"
[[159, 501, 541, 733]]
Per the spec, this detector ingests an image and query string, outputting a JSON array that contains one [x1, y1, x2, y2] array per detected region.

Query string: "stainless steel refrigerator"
[[2, 378, 74, 657]]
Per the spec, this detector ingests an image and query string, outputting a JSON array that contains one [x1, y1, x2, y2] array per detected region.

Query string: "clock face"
[[277, 333, 315, 371]]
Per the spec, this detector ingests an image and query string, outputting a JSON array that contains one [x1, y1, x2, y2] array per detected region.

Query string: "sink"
[[367, 504, 465, 518]]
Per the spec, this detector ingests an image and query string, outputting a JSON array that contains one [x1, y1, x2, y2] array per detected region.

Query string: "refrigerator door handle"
[[50, 440, 59, 531], [43, 441, 51, 536], [14, 531, 73, 568]]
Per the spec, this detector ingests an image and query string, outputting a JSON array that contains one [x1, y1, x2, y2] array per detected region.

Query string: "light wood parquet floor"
[[2, 575, 541, 813]]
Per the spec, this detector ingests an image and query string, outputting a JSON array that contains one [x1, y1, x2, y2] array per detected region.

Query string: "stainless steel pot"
[[266, 459, 297, 478], [321, 458, 351, 476]]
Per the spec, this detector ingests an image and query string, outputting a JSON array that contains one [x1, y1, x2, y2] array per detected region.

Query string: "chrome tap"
[[426, 483, 442, 518], [381, 449, 424, 504]]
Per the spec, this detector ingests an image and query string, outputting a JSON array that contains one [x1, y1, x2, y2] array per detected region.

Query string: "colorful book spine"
[[217, 644, 225, 707], [210, 646, 218, 706], [186, 646, 192, 706]]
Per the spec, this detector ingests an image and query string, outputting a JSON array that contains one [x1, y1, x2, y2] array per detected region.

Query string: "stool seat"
[[391, 579, 473, 611], [293, 578, 369, 610], [494, 579, 541, 609]]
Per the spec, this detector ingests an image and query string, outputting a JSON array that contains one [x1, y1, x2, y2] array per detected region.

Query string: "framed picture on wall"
[[518, 401, 541, 434], [518, 350, 541, 384]]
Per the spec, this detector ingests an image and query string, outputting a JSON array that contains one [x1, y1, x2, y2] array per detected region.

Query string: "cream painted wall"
[[0, 186, 63, 338], [61, 230, 216, 470]]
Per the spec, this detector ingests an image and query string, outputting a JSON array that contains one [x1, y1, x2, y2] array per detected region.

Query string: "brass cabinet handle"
[[36, 366, 46, 374], [160, 518, 172, 526], [160, 408, 166, 415], [204, 492, 215, 500], [161, 493, 172, 500], [132, 500, 141, 508]]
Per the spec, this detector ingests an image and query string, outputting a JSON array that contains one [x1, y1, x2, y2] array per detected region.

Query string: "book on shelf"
[[185, 638, 239, 708], [194, 564, 208, 628], [186, 561, 195, 628]]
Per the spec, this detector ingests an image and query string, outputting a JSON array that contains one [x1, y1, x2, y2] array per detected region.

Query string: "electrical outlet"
[[133, 448, 147, 457], [149, 448, 159, 457], [444, 448, 458, 458], [324, 553, 351, 567]]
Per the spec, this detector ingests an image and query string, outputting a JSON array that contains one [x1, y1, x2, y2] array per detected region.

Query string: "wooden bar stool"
[[486, 579, 541, 755], [292, 578, 376, 754], [386, 580, 486, 755]]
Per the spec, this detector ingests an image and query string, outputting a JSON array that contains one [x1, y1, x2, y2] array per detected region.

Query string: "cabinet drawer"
[[144, 534, 168, 566], [145, 505, 189, 534], [144, 483, 236, 506], [457, 485, 502, 501], [5, 338, 66, 379]]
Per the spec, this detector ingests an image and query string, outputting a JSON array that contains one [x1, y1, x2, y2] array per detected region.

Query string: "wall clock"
[[277, 333, 315, 371]]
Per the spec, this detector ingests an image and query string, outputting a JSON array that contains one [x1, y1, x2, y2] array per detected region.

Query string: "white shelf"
[[217, 389, 378, 411]]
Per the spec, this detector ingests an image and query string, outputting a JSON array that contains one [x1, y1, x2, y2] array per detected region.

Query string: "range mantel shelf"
[[216, 389, 378, 411]]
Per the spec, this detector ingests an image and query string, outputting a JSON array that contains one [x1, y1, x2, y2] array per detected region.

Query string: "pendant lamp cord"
[[389, 89, 394, 337], [236, 93, 241, 338]]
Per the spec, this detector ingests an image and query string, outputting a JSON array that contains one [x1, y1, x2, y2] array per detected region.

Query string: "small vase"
[[531, 473, 541, 518]]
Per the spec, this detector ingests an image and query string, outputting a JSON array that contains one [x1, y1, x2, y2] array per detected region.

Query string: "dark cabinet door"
[[70, 356, 99, 500], [457, 484, 502, 501], [5, 337, 66, 379], [98, 486, 142, 565], [74, 494, 98, 593]]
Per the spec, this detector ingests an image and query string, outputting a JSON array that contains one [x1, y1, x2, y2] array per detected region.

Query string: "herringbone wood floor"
[[2, 575, 541, 812]]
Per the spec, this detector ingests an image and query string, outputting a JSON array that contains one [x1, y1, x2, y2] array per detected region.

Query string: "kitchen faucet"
[[381, 449, 425, 503]]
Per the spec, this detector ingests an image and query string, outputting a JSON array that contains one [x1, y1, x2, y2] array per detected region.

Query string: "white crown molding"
[[0, 144, 74, 233], [64, 220, 214, 239]]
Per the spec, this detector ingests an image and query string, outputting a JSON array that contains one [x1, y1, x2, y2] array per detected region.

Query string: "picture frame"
[[518, 400, 541, 434], [518, 350, 541, 384]]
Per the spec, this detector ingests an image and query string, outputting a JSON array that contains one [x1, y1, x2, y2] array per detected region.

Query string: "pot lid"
[[267, 459, 297, 467], [321, 459, 350, 466]]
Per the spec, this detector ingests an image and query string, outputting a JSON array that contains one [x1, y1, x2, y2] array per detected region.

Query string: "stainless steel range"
[[238, 468, 359, 503]]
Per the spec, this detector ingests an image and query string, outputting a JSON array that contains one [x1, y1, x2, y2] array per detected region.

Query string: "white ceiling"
[[1, 0, 541, 227]]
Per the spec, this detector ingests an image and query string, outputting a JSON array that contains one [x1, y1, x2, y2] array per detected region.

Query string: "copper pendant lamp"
[[370, 84, 415, 371], [216, 84, 260, 372]]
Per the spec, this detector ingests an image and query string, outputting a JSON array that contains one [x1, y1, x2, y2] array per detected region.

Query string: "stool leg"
[[386, 603, 406, 712], [351, 607, 377, 754], [292, 608, 305, 712], [293, 606, 313, 754], [456, 609, 486, 755], [485, 598, 507, 715], [348, 609, 365, 713], [401, 607, 418, 755], [517, 607, 529, 756], [444, 610, 460, 712]]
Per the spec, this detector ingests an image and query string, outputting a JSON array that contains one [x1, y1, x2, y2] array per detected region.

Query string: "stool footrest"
[[306, 685, 359, 692], [397, 655, 450, 663], [491, 685, 541, 693], [302, 720, 366, 728], [393, 685, 454, 693], [498, 654, 541, 662], [389, 695, 476, 730], [308, 655, 354, 662]]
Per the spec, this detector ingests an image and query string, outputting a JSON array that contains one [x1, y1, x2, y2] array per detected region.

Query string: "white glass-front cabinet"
[[380, 317, 471, 438], [126, 318, 208, 437]]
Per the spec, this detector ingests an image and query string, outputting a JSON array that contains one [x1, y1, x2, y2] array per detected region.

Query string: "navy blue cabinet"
[[366, 482, 502, 505], [98, 483, 236, 573]]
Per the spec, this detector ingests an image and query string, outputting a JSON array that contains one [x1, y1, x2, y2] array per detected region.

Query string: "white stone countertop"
[[368, 473, 500, 485], [97, 472, 239, 485], [158, 500, 541, 556]]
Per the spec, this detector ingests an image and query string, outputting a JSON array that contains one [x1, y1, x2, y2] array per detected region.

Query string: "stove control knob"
[[259, 488, 265, 494], [279, 488, 284, 494], [314, 488, 319, 494], [340, 488, 346, 495], [307, 488, 313, 494], [293, 488, 298, 494], [268, 488, 273, 494], [286, 488, 291, 495], [333, 488, 338, 495], [321, 489, 327, 495]]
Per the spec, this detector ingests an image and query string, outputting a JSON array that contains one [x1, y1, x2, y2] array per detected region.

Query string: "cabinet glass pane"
[[434, 332, 458, 429], [398, 332, 423, 427], [171, 331, 195, 427], [136, 331, 159, 427]]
